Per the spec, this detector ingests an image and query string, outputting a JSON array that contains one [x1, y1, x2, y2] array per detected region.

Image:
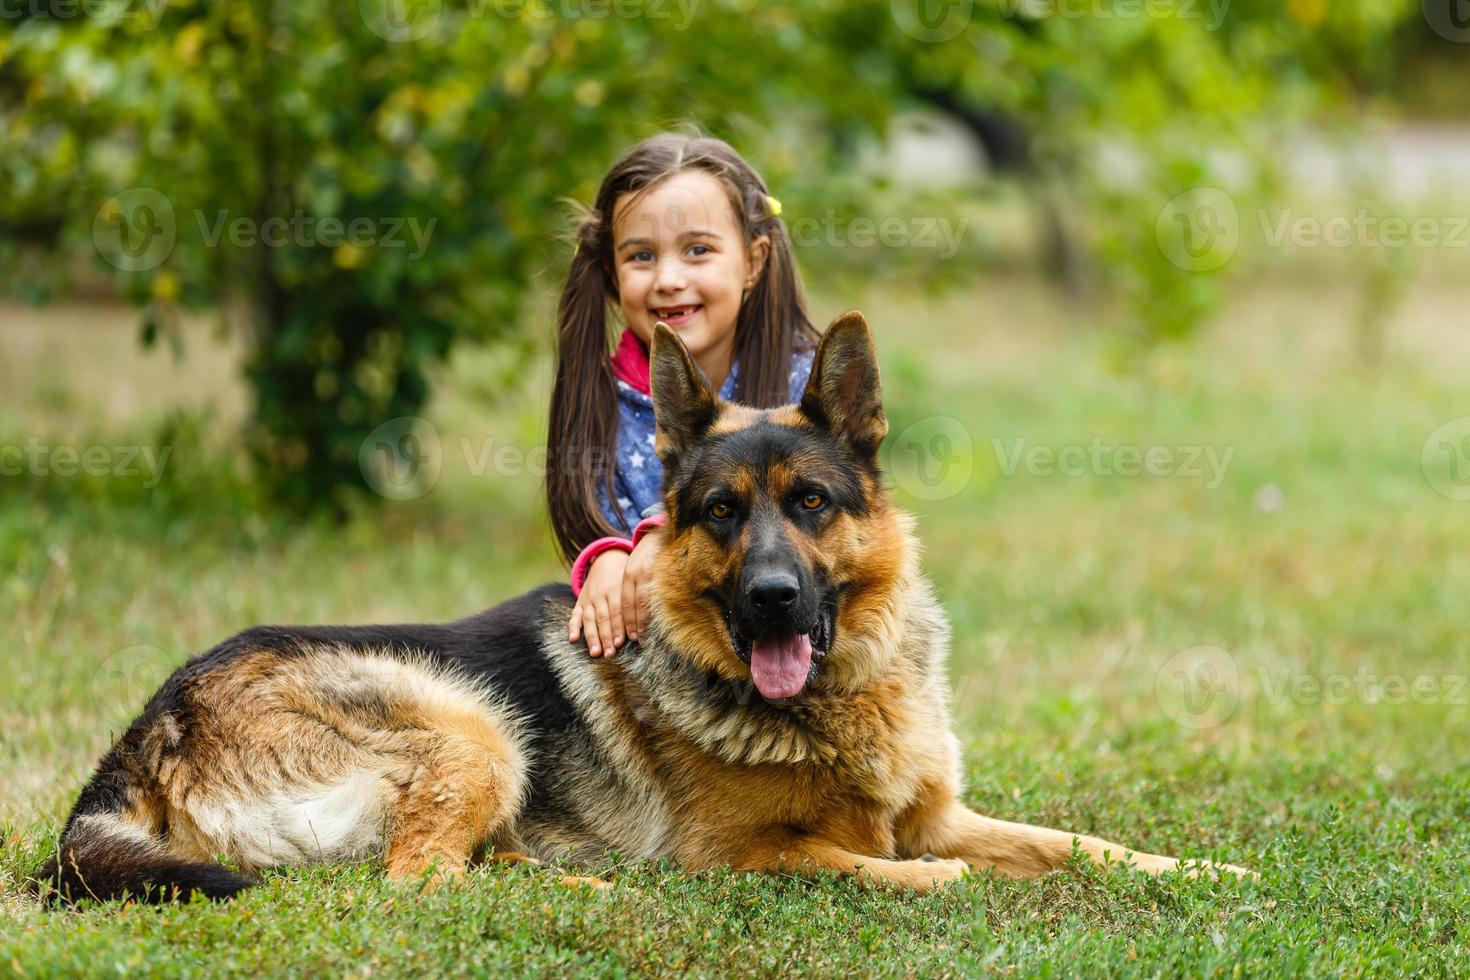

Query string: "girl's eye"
[[801, 493, 826, 511], [688, 244, 710, 257], [631, 250, 654, 263], [708, 502, 733, 521]]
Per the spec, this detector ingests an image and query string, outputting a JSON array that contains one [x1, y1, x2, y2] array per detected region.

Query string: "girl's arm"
[[568, 512, 665, 657], [619, 513, 664, 644], [569, 504, 663, 596]]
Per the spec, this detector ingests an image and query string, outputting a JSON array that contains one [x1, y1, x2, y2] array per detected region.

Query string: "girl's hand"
[[569, 548, 630, 657], [620, 527, 663, 646]]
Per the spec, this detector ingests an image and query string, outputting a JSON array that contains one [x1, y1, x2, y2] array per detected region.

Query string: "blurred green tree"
[[0, 0, 1431, 509]]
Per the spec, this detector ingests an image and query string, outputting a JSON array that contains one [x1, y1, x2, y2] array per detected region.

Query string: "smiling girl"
[[547, 133, 820, 658]]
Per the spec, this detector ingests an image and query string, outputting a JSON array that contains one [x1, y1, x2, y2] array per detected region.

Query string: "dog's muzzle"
[[726, 584, 836, 701]]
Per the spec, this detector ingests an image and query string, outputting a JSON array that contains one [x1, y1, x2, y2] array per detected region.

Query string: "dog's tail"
[[30, 748, 255, 905]]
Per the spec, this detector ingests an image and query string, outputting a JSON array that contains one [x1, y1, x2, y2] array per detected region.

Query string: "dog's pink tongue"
[[750, 630, 813, 700]]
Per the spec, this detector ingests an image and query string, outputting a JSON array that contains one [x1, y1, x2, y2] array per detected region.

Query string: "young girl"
[[548, 132, 820, 658]]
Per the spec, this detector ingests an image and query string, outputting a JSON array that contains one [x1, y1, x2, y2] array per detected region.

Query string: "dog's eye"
[[708, 502, 733, 521], [801, 493, 826, 511]]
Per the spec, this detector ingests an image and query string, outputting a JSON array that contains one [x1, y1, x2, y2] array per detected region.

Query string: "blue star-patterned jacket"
[[598, 348, 817, 533]]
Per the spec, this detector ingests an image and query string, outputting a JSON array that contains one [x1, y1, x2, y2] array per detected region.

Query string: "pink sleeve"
[[570, 536, 634, 597], [631, 512, 668, 548]]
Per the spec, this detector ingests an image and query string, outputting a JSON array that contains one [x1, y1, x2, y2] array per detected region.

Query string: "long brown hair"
[[546, 132, 819, 565]]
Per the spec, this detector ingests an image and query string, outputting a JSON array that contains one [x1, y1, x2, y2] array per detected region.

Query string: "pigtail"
[[546, 213, 623, 566], [733, 187, 818, 407], [733, 179, 819, 408]]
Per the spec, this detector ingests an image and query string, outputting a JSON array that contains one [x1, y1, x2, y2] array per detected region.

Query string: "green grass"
[[3, 274, 1470, 976]]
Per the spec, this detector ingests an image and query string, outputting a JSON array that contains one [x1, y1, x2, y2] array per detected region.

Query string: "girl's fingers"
[[598, 599, 621, 658], [590, 600, 611, 657], [623, 575, 640, 643], [632, 578, 647, 642], [622, 575, 638, 642], [569, 604, 583, 642], [608, 597, 626, 653]]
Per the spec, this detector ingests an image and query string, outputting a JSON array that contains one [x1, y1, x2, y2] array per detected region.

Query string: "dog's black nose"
[[747, 573, 799, 615]]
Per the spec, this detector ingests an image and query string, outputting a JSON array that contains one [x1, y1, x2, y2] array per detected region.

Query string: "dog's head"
[[649, 311, 913, 699]]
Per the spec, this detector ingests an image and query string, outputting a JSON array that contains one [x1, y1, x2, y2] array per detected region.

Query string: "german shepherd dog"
[[35, 313, 1247, 904]]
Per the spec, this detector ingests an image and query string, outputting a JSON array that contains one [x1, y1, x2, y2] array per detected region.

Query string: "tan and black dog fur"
[[34, 312, 1246, 903]]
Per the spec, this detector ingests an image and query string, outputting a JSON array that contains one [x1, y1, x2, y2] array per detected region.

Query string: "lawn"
[[3, 273, 1469, 976]]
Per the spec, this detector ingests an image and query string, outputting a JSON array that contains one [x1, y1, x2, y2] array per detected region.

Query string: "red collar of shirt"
[[609, 328, 652, 395]]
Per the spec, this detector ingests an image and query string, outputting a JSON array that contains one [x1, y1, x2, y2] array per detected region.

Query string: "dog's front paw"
[[911, 854, 970, 891]]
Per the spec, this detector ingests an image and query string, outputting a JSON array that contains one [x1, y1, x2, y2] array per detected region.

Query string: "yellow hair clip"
[[765, 195, 782, 217]]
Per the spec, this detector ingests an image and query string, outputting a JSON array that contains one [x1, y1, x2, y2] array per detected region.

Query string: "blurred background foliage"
[[0, 0, 1462, 510]]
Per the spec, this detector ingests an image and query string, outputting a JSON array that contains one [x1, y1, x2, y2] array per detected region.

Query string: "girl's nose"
[[653, 260, 687, 293]]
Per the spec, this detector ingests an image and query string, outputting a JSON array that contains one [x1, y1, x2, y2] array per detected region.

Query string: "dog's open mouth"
[[726, 599, 835, 700]]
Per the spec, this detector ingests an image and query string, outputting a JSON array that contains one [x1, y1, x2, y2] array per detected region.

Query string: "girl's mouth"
[[652, 305, 702, 326]]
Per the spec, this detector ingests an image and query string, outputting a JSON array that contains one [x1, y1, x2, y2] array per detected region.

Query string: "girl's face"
[[611, 171, 769, 383]]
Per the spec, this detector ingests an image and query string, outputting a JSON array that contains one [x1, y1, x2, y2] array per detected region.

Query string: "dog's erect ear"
[[650, 321, 719, 462], [799, 310, 887, 457]]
